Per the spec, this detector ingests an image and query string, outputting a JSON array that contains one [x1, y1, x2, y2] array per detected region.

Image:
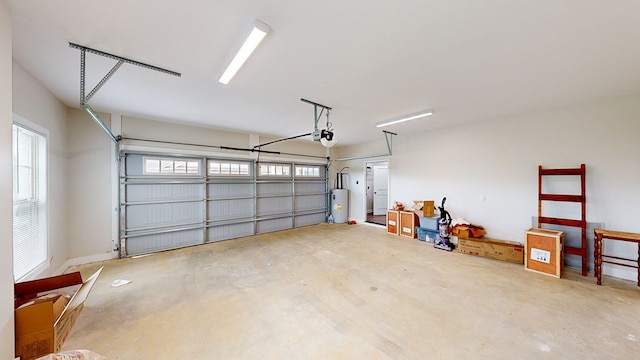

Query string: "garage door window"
[[144, 157, 200, 175], [208, 161, 251, 176], [259, 163, 290, 176], [295, 165, 320, 177]]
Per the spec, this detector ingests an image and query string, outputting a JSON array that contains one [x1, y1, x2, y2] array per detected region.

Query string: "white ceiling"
[[9, 1, 640, 146]]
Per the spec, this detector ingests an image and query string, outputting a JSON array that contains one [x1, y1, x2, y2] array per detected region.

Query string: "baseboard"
[[54, 252, 117, 275], [362, 220, 385, 228]]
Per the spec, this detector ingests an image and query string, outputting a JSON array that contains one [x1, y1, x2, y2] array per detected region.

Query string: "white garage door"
[[121, 152, 327, 256]]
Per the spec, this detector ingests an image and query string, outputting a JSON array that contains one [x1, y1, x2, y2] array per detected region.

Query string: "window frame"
[[207, 160, 252, 177], [12, 115, 49, 281], [294, 165, 322, 178], [143, 156, 201, 176], [258, 163, 291, 177]]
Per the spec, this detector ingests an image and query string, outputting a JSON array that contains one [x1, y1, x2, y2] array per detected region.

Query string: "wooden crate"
[[399, 211, 419, 238], [524, 228, 564, 278], [386, 210, 399, 235]]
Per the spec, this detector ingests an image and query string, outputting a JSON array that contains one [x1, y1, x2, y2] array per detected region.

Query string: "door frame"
[[362, 159, 389, 222]]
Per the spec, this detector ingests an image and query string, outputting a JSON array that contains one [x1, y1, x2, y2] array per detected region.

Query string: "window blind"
[[13, 124, 47, 281]]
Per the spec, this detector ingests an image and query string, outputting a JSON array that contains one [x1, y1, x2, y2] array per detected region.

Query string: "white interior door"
[[373, 165, 388, 215]]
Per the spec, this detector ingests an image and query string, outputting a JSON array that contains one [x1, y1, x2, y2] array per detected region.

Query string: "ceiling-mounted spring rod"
[[301, 98, 332, 132], [80, 49, 86, 105], [70, 42, 181, 144]]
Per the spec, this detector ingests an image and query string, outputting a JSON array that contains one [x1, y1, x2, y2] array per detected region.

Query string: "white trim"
[[53, 252, 115, 276], [361, 221, 384, 229], [17, 260, 51, 282], [111, 114, 121, 256], [362, 159, 390, 221], [12, 114, 50, 282], [12, 113, 49, 136]]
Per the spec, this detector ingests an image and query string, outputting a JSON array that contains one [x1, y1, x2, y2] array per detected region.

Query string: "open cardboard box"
[[452, 224, 487, 239], [14, 267, 103, 360], [412, 200, 435, 217]]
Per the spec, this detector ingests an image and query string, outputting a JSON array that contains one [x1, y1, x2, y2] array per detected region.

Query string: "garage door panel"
[[124, 154, 147, 176], [127, 183, 203, 202], [295, 213, 326, 227], [208, 183, 253, 198], [257, 183, 291, 196], [208, 223, 254, 242], [256, 197, 292, 215], [294, 194, 325, 211], [126, 202, 203, 229], [256, 217, 292, 234], [207, 199, 254, 220], [294, 182, 325, 195], [126, 228, 203, 255]]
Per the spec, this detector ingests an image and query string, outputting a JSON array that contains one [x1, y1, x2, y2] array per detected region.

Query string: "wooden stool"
[[594, 229, 640, 286]]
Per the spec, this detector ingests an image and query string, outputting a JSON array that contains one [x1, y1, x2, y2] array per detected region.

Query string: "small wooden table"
[[594, 229, 640, 286]]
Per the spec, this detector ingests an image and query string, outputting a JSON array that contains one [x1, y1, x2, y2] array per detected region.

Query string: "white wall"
[[66, 108, 113, 260], [121, 116, 329, 161], [338, 94, 640, 281], [0, 1, 14, 357], [12, 61, 69, 277]]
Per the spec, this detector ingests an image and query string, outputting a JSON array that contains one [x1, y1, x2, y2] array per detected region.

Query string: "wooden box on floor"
[[457, 237, 524, 264], [386, 210, 399, 235], [524, 228, 564, 278], [399, 211, 419, 238]]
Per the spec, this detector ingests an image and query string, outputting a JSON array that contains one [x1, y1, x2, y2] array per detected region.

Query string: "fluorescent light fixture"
[[376, 110, 433, 128], [219, 19, 270, 85]]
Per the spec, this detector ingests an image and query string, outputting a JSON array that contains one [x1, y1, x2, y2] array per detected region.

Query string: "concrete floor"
[[64, 224, 640, 359]]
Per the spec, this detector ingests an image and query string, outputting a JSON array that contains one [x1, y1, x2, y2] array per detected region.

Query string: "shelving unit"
[[537, 164, 588, 276]]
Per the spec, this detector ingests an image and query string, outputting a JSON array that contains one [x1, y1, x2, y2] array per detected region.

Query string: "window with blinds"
[[13, 123, 47, 281]]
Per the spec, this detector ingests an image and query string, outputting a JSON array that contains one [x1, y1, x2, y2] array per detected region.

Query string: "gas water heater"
[[330, 189, 349, 224]]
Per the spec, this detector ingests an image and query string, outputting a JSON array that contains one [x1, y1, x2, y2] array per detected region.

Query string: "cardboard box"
[[14, 268, 103, 360], [452, 225, 486, 239], [525, 228, 564, 278], [412, 200, 435, 217], [457, 237, 524, 264]]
